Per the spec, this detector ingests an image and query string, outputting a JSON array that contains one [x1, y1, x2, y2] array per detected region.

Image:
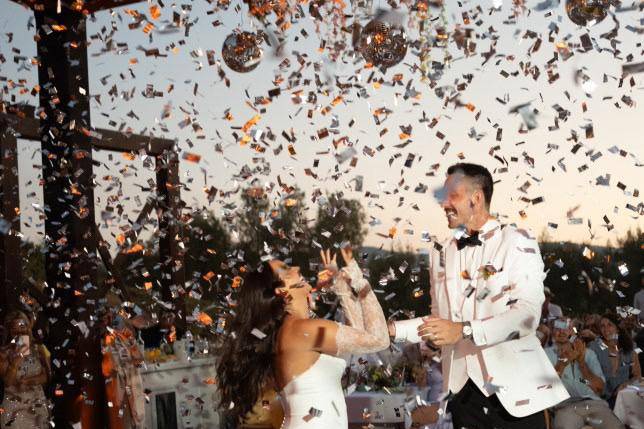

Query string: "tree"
[[366, 249, 430, 319], [539, 227, 643, 316], [237, 185, 310, 265], [312, 192, 367, 250], [183, 211, 233, 301]]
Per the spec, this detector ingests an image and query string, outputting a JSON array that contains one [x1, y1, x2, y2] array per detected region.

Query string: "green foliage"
[[540, 227, 643, 316], [312, 192, 368, 250], [236, 187, 310, 265], [366, 250, 430, 319], [183, 211, 232, 300]]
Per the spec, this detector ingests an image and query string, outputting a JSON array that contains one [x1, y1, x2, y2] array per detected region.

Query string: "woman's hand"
[[339, 245, 354, 266], [318, 249, 339, 289], [572, 339, 586, 364], [579, 329, 596, 341]]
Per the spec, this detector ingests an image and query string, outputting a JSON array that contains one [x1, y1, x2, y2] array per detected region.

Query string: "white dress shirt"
[[393, 219, 569, 417]]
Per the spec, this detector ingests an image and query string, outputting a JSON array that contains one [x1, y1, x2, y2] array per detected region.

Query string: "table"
[[346, 391, 409, 428], [614, 383, 644, 429], [141, 357, 221, 429]]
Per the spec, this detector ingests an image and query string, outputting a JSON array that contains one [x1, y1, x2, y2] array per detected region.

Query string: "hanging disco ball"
[[565, 0, 610, 25], [359, 18, 408, 70], [222, 31, 264, 73]]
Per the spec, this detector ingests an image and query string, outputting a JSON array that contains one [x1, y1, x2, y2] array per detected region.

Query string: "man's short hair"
[[447, 163, 494, 208]]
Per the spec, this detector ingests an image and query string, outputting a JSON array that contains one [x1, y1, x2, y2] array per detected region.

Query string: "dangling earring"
[[275, 288, 294, 313]]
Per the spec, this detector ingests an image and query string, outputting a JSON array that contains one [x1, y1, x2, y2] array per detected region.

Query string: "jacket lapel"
[[443, 238, 460, 321]]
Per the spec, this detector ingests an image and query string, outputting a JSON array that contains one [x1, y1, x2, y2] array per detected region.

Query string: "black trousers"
[[447, 380, 547, 429]]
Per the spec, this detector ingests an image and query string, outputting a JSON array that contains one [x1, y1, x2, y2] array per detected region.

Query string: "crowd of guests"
[[0, 282, 642, 429], [531, 286, 642, 429], [0, 300, 179, 429]]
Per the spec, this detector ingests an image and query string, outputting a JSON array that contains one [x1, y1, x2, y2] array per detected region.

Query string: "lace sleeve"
[[334, 260, 389, 355]]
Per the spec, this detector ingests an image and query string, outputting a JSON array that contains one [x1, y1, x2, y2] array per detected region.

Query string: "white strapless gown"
[[280, 353, 348, 428]]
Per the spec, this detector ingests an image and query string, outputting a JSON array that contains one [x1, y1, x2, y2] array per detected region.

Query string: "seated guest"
[[0, 310, 51, 429], [580, 313, 602, 344], [635, 325, 644, 376], [102, 309, 145, 429], [541, 287, 563, 324], [545, 318, 624, 429], [537, 322, 552, 347], [589, 313, 642, 405]]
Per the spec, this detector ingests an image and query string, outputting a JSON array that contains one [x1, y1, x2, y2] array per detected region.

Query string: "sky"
[[1, 0, 642, 254]]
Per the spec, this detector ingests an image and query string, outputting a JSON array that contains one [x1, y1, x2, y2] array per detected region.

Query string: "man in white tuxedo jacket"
[[390, 163, 569, 429]]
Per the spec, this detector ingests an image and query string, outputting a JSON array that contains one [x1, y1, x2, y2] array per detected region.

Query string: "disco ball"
[[565, 0, 609, 25], [222, 31, 264, 73], [359, 18, 408, 70]]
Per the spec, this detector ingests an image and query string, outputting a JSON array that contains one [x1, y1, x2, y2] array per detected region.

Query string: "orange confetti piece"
[[144, 282, 153, 291], [232, 276, 242, 288], [197, 312, 213, 325], [388, 226, 397, 238], [242, 114, 261, 133], [182, 152, 201, 163], [122, 152, 136, 160], [284, 198, 298, 207], [143, 22, 155, 34], [331, 96, 343, 106], [125, 243, 144, 254], [202, 271, 216, 281], [203, 377, 217, 385], [149, 4, 161, 19]]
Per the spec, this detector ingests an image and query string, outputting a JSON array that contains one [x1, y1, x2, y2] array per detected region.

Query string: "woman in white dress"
[[217, 247, 390, 428]]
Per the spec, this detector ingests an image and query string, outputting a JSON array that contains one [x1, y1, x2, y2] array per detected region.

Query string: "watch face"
[[463, 325, 473, 335]]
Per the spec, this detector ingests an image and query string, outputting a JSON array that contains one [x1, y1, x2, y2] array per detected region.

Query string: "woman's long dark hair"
[[216, 261, 286, 423]]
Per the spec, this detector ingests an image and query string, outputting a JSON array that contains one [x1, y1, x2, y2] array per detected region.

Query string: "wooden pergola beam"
[[0, 109, 175, 156], [14, 0, 148, 13]]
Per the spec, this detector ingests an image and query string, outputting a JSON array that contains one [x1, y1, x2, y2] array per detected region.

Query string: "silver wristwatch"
[[462, 321, 473, 340]]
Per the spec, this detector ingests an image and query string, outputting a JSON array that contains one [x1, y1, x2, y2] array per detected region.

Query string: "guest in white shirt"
[[634, 277, 644, 322], [545, 318, 624, 429], [389, 163, 568, 429], [542, 287, 563, 323]]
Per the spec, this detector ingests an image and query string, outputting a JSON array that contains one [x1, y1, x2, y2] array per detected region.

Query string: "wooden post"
[[34, 8, 103, 427], [156, 149, 186, 328], [0, 118, 22, 318]]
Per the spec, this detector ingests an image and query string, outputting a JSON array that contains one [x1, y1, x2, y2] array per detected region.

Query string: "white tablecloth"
[[345, 390, 452, 429], [614, 383, 644, 429]]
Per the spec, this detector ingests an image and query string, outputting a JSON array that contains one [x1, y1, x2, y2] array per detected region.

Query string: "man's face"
[[552, 319, 572, 344], [439, 174, 476, 229]]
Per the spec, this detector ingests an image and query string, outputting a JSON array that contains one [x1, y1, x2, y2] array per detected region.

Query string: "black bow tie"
[[456, 231, 482, 250]]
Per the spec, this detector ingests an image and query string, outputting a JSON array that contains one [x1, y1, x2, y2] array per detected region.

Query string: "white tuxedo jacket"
[[394, 219, 569, 417]]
